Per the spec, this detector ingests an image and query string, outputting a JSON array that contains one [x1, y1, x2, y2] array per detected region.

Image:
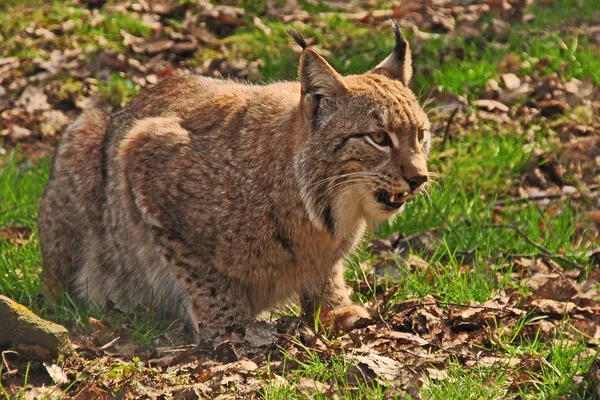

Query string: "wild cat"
[[38, 21, 431, 339]]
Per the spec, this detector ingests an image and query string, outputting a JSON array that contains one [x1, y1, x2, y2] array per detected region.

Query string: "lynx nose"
[[408, 175, 428, 191]]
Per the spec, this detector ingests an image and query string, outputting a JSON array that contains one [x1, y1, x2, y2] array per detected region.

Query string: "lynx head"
[[291, 22, 431, 235]]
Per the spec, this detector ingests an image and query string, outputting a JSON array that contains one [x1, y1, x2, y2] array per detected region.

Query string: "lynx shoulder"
[[39, 22, 432, 338]]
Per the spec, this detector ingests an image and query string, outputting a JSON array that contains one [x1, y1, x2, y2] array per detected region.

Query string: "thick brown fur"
[[39, 23, 431, 338]]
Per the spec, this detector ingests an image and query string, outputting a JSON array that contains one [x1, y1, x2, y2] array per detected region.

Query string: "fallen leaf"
[[43, 362, 69, 385], [350, 348, 405, 384], [474, 99, 510, 113], [7, 125, 32, 141], [538, 99, 568, 117], [41, 110, 71, 136], [18, 86, 50, 114], [501, 73, 521, 90], [253, 16, 271, 36], [212, 341, 239, 364], [469, 356, 521, 368], [530, 299, 577, 315], [383, 331, 430, 346], [297, 377, 331, 397], [244, 321, 278, 348], [426, 367, 448, 381]]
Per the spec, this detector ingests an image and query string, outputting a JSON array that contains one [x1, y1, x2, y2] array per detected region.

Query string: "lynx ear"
[[371, 20, 412, 85], [298, 48, 346, 98], [288, 28, 346, 129]]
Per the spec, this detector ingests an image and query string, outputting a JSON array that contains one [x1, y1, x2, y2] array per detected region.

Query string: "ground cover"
[[0, 0, 599, 398]]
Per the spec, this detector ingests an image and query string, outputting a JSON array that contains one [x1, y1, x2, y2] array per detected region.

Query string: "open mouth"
[[375, 190, 410, 209]]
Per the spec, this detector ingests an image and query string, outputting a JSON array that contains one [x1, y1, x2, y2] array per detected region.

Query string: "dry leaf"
[[530, 299, 577, 315], [244, 321, 278, 347], [43, 362, 69, 385], [474, 99, 510, 113], [18, 86, 50, 114], [351, 349, 405, 384], [500, 73, 521, 90]]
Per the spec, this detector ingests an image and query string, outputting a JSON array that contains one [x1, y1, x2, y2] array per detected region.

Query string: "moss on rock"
[[0, 295, 72, 359]]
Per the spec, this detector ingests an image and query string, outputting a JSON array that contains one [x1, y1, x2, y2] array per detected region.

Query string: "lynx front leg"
[[301, 262, 370, 333]]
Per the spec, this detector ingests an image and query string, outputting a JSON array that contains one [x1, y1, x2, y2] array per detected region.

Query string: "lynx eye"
[[369, 131, 392, 147]]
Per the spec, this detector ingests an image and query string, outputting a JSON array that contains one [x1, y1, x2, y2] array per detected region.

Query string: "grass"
[[0, 152, 48, 305], [97, 73, 141, 108], [418, 315, 596, 399], [259, 341, 389, 399], [422, 359, 514, 399], [0, 0, 598, 397], [219, 0, 600, 97]]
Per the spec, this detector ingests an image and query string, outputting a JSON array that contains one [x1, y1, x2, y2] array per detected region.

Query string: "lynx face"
[[293, 23, 431, 232]]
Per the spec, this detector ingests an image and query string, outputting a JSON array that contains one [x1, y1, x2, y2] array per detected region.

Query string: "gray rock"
[[0, 295, 72, 358]]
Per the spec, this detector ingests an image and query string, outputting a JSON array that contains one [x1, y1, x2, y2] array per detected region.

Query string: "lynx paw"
[[323, 304, 371, 334]]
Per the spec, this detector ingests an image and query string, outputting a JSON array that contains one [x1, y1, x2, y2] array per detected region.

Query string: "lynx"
[[38, 22, 431, 339]]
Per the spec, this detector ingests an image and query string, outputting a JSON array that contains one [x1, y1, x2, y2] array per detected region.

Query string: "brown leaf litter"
[[1, 235, 598, 396], [1, 0, 599, 397]]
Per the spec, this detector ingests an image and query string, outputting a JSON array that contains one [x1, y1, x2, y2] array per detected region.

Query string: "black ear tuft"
[[369, 19, 413, 84], [391, 20, 408, 64], [287, 27, 308, 49]]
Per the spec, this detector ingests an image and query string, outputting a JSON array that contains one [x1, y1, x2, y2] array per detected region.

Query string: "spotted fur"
[[38, 23, 431, 338]]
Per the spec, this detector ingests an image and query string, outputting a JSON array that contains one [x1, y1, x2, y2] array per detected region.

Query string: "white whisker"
[[316, 179, 372, 202], [426, 104, 460, 117], [356, 185, 383, 204], [306, 172, 379, 188]]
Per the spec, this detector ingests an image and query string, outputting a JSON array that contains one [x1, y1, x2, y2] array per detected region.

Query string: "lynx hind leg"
[[168, 260, 254, 343], [301, 262, 370, 334], [38, 210, 79, 300], [38, 109, 109, 299]]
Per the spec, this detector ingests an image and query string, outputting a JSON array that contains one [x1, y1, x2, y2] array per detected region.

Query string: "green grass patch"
[[422, 320, 595, 399], [526, 0, 600, 28], [422, 359, 514, 399], [0, 152, 48, 305], [219, 0, 600, 95], [97, 73, 141, 108], [259, 342, 388, 399]]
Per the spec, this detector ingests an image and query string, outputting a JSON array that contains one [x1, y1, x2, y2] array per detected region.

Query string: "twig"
[[390, 300, 517, 316], [441, 105, 460, 146], [436, 301, 516, 313], [494, 193, 564, 206], [1, 351, 19, 375], [153, 344, 196, 355], [495, 184, 599, 206], [100, 336, 121, 350], [486, 223, 584, 270], [297, 317, 333, 349], [282, 305, 335, 349]]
